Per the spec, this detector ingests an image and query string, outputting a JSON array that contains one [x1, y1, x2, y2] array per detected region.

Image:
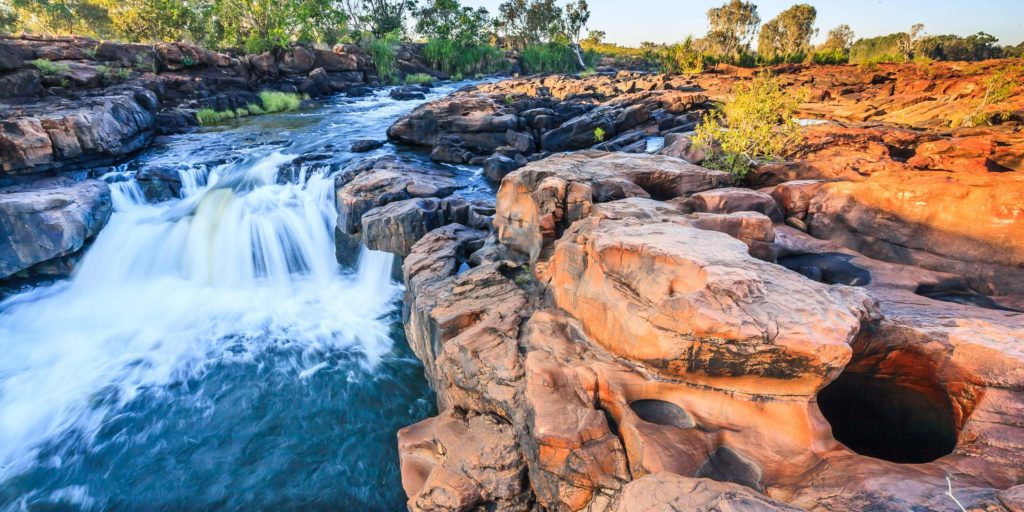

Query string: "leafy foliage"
[[960, 66, 1022, 127], [642, 37, 705, 74], [757, 3, 816, 61], [593, 126, 605, 142], [705, 0, 760, 60], [694, 73, 801, 180]]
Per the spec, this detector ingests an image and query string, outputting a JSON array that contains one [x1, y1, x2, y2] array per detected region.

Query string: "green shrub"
[[95, 64, 112, 80], [960, 66, 1021, 127], [811, 49, 848, 65], [694, 73, 801, 181], [404, 73, 434, 86], [643, 37, 705, 74], [30, 59, 70, 75], [504, 94, 515, 106], [258, 91, 302, 113], [522, 43, 597, 74], [593, 127, 606, 142], [422, 39, 507, 77], [367, 31, 401, 84], [117, 68, 131, 79], [243, 28, 290, 55]]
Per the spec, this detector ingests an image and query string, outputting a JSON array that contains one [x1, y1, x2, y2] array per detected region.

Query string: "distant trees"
[[705, 0, 760, 60], [820, 24, 854, 52], [560, 0, 590, 68], [757, 3, 816, 61]]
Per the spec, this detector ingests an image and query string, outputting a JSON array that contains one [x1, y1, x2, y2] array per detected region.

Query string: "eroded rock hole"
[[817, 372, 957, 463], [778, 252, 871, 286], [695, 447, 763, 492], [916, 281, 1023, 313], [629, 399, 695, 429]]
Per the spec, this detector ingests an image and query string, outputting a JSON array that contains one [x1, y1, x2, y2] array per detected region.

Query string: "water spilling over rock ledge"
[[2, 47, 1024, 511]]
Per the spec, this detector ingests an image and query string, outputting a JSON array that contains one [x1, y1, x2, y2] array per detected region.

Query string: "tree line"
[[2, 0, 1021, 73]]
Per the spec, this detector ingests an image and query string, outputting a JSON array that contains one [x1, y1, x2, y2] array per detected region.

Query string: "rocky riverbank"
[[357, 61, 1024, 510], [2, 48, 1024, 510], [0, 34, 455, 284]]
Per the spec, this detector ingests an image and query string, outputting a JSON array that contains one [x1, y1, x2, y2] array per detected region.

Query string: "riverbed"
[[0, 83, 487, 511]]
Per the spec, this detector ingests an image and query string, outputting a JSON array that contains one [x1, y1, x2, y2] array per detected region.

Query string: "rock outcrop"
[[387, 72, 710, 172], [1, 34, 381, 176], [392, 103, 1024, 511], [0, 177, 111, 278]]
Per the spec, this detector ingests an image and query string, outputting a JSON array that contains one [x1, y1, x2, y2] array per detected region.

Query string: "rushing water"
[[0, 84, 487, 511]]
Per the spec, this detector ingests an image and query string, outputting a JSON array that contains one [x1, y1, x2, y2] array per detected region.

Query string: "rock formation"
[[380, 61, 1024, 512]]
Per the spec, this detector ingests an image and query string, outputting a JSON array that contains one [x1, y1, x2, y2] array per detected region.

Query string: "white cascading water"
[[0, 151, 400, 481]]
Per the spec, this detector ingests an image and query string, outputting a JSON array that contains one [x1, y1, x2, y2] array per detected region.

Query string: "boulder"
[[494, 151, 731, 262], [1, 89, 159, 174], [0, 69, 43, 98], [0, 178, 112, 278], [349, 139, 385, 153], [398, 411, 531, 512], [483, 154, 521, 183], [335, 158, 458, 237], [675, 187, 784, 222], [278, 46, 315, 75]]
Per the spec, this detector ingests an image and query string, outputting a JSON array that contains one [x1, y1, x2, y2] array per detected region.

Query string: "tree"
[[0, 2, 19, 33], [362, 0, 416, 38], [897, 23, 924, 61], [757, 3, 816, 61], [560, 0, 589, 68], [9, 0, 114, 37], [582, 29, 605, 47], [820, 24, 854, 52], [496, 0, 561, 49], [706, 0, 760, 61], [415, 0, 490, 44], [102, 0, 213, 43]]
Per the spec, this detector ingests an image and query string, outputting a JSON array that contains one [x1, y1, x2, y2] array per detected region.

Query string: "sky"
[[462, 0, 1024, 47]]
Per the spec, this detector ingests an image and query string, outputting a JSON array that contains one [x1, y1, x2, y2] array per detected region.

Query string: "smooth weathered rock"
[[1, 88, 158, 174], [675, 187, 783, 222], [334, 158, 458, 237], [494, 151, 731, 262], [611, 473, 802, 511], [0, 178, 112, 277], [398, 411, 530, 512]]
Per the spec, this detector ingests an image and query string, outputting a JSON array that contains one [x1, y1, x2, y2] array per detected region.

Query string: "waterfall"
[[0, 150, 400, 481]]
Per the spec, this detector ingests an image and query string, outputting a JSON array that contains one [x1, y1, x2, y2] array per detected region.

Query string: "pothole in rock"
[[778, 252, 871, 286], [695, 447, 763, 491], [629, 399, 695, 429], [915, 281, 1023, 313], [817, 371, 957, 464]]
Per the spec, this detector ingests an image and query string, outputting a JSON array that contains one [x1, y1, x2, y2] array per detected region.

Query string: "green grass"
[[30, 59, 70, 75], [422, 39, 507, 77], [258, 91, 302, 113], [197, 91, 303, 126], [367, 31, 401, 84], [521, 43, 598, 74], [404, 73, 434, 86]]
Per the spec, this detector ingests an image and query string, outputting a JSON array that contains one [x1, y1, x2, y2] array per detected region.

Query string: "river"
[[0, 83, 487, 511]]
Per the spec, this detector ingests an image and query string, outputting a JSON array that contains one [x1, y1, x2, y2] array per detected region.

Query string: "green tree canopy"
[[706, 0, 760, 60]]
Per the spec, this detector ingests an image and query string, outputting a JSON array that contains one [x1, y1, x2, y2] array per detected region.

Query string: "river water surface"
[[0, 83, 486, 511]]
